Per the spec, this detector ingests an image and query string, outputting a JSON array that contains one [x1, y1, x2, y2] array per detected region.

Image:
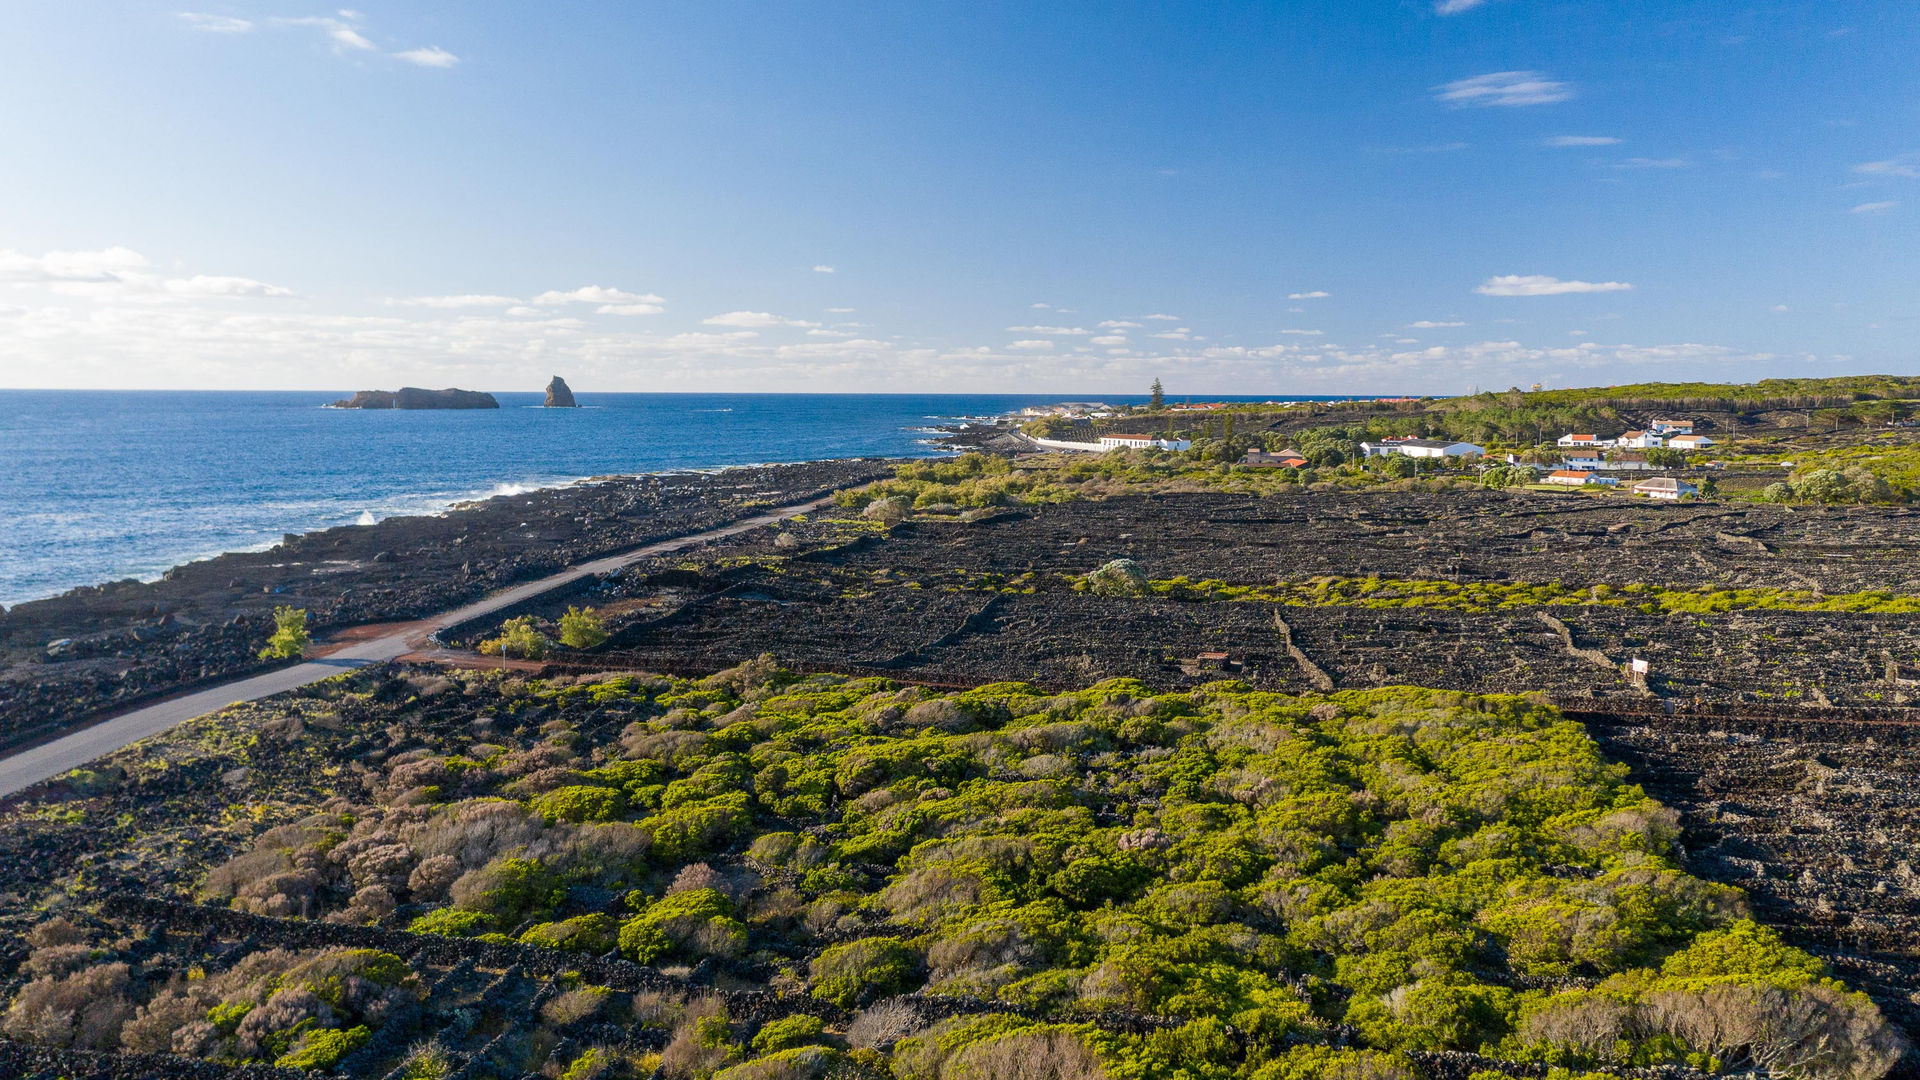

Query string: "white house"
[[1098, 433, 1190, 451], [1397, 439, 1484, 459], [1557, 434, 1608, 448], [1667, 434, 1714, 450], [1547, 470, 1615, 487], [1561, 449, 1607, 470], [1650, 418, 1694, 434], [1601, 451, 1658, 472], [1615, 430, 1665, 449], [1633, 477, 1698, 500]]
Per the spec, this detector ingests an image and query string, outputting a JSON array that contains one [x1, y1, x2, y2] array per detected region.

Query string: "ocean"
[[0, 390, 1350, 608]]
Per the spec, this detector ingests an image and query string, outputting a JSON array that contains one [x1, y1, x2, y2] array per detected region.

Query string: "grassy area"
[[155, 666, 1896, 1077]]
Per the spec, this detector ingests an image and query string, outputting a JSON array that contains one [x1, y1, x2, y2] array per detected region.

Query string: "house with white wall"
[[1667, 434, 1714, 450]]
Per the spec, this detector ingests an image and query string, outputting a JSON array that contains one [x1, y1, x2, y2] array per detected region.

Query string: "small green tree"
[[1149, 378, 1166, 409], [479, 615, 551, 660], [558, 605, 608, 649], [258, 606, 310, 660]]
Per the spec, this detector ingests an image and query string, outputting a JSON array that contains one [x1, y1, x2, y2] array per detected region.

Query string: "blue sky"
[[0, 1, 1914, 394]]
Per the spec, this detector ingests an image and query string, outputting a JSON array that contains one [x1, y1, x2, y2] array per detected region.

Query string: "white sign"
[[1629, 658, 1650, 674]]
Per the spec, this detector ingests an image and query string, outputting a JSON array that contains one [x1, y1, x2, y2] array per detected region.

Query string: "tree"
[[480, 616, 551, 660], [558, 606, 609, 649], [257, 606, 309, 660], [1149, 378, 1165, 409]]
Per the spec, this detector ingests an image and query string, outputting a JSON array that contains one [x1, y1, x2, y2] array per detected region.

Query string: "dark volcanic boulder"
[[331, 388, 500, 410], [544, 376, 578, 407]]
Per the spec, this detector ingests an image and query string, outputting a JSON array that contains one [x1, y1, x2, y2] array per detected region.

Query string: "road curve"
[[0, 496, 835, 797]]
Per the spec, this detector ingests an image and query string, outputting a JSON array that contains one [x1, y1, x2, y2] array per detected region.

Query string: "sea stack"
[[544, 376, 579, 408]]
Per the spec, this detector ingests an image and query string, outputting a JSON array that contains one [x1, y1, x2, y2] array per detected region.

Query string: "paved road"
[[0, 496, 834, 797]]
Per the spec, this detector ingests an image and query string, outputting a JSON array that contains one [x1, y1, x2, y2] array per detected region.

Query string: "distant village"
[[1014, 405, 1716, 500]]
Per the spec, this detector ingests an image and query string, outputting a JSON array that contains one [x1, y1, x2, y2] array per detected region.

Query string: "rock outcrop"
[[544, 376, 578, 408], [330, 388, 500, 410]]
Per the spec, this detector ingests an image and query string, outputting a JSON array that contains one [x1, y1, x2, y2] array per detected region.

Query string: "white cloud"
[[1410, 320, 1466, 328], [1098, 320, 1141, 329], [398, 294, 519, 308], [703, 310, 820, 328], [1850, 200, 1898, 214], [505, 306, 542, 317], [1855, 153, 1920, 179], [1436, 71, 1572, 108], [177, 12, 253, 33], [1090, 335, 1128, 345], [1007, 339, 1055, 351], [164, 275, 295, 299], [1613, 157, 1690, 170], [1545, 135, 1621, 147], [1280, 329, 1324, 336], [806, 328, 857, 338], [279, 15, 376, 51], [1005, 325, 1090, 336], [812, 265, 835, 274], [1151, 331, 1191, 340], [535, 286, 664, 309], [0, 246, 294, 301], [1142, 313, 1181, 321], [1435, 0, 1490, 12], [826, 307, 856, 314], [1771, 305, 1790, 312], [393, 46, 458, 68], [1288, 290, 1330, 300], [598, 303, 667, 316], [1029, 302, 1051, 309], [1476, 275, 1632, 296]]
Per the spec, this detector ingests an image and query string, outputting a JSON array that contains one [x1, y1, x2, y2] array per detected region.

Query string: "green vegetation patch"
[[1125, 575, 1920, 615]]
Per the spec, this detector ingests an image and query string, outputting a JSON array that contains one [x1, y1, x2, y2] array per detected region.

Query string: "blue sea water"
[[0, 390, 1352, 608]]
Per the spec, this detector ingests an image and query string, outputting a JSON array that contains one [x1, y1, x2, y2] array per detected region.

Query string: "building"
[[1633, 477, 1699, 500], [1602, 451, 1657, 471], [1546, 470, 1614, 487], [1667, 434, 1714, 450], [1098, 433, 1190, 451], [1615, 430, 1665, 449], [1561, 449, 1607, 470], [1557, 433, 1608, 448], [1244, 449, 1308, 468], [1396, 439, 1484, 459], [1650, 418, 1694, 434]]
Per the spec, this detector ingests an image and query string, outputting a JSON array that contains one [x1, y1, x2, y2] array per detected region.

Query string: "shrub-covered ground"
[[1, 660, 1904, 1079]]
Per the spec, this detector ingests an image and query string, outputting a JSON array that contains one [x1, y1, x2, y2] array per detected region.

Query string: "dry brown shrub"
[[401, 799, 548, 870], [879, 866, 986, 925], [408, 854, 463, 900], [234, 986, 333, 1058], [2, 962, 134, 1051], [22, 944, 94, 979], [25, 918, 85, 949], [119, 985, 217, 1054], [943, 1030, 1109, 1080], [623, 728, 712, 766], [846, 998, 924, 1051], [660, 996, 731, 1078], [541, 986, 610, 1027]]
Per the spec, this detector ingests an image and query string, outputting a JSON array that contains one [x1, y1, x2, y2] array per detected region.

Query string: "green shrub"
[[558, 606, 609, 649], [258, 606, 310, 660], [276, 1025, 369, 1070], [479, 615, 551, 660], [810, 937, 918, 1008], [448, 856, 565, 930], [619, 888, 747, 963], [531, 784, 626, 824], [406, 908, 492, 937], [751, 1014, 827, 1054], [519, 913, 621, 954]]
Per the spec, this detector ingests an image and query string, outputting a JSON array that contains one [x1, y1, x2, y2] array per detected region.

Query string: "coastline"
[[0, 458, 894, 755]]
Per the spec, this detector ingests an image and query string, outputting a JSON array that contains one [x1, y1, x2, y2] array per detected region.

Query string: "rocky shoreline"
[[0, 459, 891, 754]]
